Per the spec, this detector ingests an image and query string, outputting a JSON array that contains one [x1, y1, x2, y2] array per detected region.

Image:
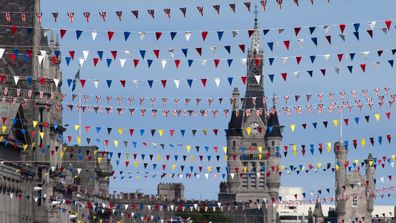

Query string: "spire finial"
[[254, 4, 259, 29]]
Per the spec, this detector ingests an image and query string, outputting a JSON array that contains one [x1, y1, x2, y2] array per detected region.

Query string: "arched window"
[[352, 196, 358, 207]]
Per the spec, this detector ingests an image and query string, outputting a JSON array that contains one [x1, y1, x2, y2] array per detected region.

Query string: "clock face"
[[248, 122, 261, 135]]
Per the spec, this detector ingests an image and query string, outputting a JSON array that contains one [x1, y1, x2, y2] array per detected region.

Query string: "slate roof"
[[265, 111, 282, 138]]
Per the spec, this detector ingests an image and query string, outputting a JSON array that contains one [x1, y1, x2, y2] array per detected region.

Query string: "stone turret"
[[313, 200, 325, 223], [365, 153, 375, 213], [157, 183, 184, 201], [334, 142, 347, 216]]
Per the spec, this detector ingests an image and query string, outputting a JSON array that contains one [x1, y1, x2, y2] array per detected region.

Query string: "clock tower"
[[219, 9, 282, 223]]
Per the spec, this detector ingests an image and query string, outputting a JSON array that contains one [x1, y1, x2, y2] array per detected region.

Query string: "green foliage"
[[176, 209, 230, 223]]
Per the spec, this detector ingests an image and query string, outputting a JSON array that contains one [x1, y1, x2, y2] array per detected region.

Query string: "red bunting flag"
[[201, 79, 207, 87], [174, 59, 181, 68], [133, 59, 139, 67], [239, 44, 245, 53], [293, 0, 299, 6], [201, 31, 208, 41], [153, 50, 160, 58], [283, 40, 290, 50], [294, 27, 301, 37], [69, 51, 75, 60], [155, 32, 162, 40], [260, 0, 268, 11], [161, 80, 167, 88], [93, 58, 99, 66], [60, 29, 67, 39], [80, 79, 86, 88], [360, 64, 366, 72], [241, 76, 247, 85], [120, 80, 126, 88], [129, 129, 134, 136], [11, 26, 17, 34], [296, 56, 302, 64], [107, 31, 114, 41], [277, 0, 283, 9], [111, 51, 117, 59], [281, 72, 287, 81], [339, 24, 346, 34], [248, 29, 255, 37], [196, 48, 202, 56], [344, 119, 349, 126], [214, 59, 220, 67], [385, 20, 392, 30], [386, 112, 391, 119], [337, 54, 343, 62]]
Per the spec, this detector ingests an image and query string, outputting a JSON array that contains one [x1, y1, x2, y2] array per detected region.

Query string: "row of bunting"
[[2, 1, 347, 23], [3, 19, 393, 41], [3, 46, 395, 64]]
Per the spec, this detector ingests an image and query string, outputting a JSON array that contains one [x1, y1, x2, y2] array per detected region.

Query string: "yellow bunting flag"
[[39, 132, 44, 139], [171, 164, 176, 171], [279, 166, 285, 171], [203, 129, 208, 136], [23, 144, 28, 151], [74, 125, 80, 131], [292, 144, 297, 156], [186, 145, 191, 152], [32, 120, 38, 128], [1, 125, 6, 133], [97, 157, 103, 163], [224, 155, 228, 161], [77, 136, 81, 145], [114, 140, 118, 147], [159, 129, 164, 136], [118, 128, 123, 135], [258, 146, 262, 153], [258, 153, 263, 159], [369, 160, 374, 166], [246, 127, 251, 136], [207, 166, 212, 173], [392, 154, 395, 160], [355, 160, 359, 166], [290, 124, 296, 133], [134, 162, 138, 167], [335, 164, 339, 171], [333, 119, 338, 127], [190, 155, 194, 161], [223, 147, 227, 153], [243, 166, 248, 173], [361, 138, 366, 147], [317, 163, 322, 169], [375, 114, 380, 121], [327, 142, 331, 153], [157, 155, 161, 161]]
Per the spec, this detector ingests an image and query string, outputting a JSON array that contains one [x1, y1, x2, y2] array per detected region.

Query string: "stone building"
[[218, 12, 282, 223], [312, 142, 376, 223], [157, 183, 185, 201], [0, 0, 114, 222]]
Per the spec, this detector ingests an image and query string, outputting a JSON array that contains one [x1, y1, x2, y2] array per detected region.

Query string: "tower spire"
[[251, 4, 261, 53]]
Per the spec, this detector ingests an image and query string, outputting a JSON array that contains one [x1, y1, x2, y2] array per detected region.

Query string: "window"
[[272, 141, 275, 146], [232, 141, 236, 149], [352, 196, 358, 207]]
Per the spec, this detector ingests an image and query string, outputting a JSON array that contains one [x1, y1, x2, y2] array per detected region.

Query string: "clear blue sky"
[[41, 0, 396, 204]]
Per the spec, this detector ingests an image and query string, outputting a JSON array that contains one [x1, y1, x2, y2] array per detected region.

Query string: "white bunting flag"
[[200, 59, 207, 66], [138, 32, 146, 40], [91, 31, 98, 40], [369, 21, 376, 30], [323, 54, 331, 62], [173, 79, 180, 88], [184, 31, 192, 41], [93, 79, 99, 88], [361, 51, 370, 59], [323, 25, 331, 34], [0, 48, 4, 59], [214, 78, 221, 87], [38, 55, 44, 65], [53, 78, 60, 87], [79, 57, 85, 66], [82, 50, 89, 60], [13, 76, 19, 85], [254, 75, 261, 84], [161, 59, 167, 69], [119, 58, 126, 68]]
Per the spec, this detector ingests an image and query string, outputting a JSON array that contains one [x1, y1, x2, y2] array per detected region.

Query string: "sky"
[[40, 0, 396, 204]]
